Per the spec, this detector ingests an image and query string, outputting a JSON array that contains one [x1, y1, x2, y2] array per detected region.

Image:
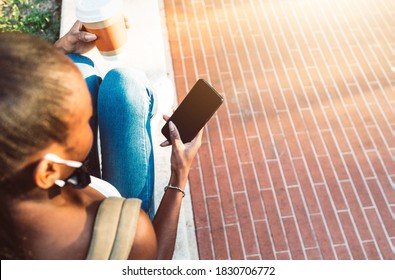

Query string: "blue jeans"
[[68, 54, 156, 218]]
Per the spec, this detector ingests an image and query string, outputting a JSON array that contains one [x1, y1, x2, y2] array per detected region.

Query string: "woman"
[[0, 24, 202, 259]]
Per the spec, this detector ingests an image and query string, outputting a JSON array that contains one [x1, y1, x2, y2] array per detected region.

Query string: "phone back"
[[162, 79, 224, 143]]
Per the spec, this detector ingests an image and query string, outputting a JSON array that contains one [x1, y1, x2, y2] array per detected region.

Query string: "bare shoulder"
[[127, 210, 157, 260], [22, 199, 101, 260]]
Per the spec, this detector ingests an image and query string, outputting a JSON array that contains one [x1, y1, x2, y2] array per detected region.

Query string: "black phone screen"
[[161, 79, 224, 143]]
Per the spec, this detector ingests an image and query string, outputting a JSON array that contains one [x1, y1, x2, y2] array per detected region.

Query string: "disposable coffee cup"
[[76, 0, 127, 57]]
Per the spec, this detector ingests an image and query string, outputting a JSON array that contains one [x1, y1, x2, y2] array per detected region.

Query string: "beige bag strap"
[[86, 197, 142, 260]]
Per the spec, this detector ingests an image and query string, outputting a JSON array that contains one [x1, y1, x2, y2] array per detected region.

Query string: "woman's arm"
[[128, 121, 202, 260], [153, 121, 203, 259]]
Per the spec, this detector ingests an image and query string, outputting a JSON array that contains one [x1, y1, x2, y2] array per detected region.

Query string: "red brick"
[[174, 75, 187, 100], [365, 209, 395, 260], [366, 179, 395, 238], [184, 57, 198, 90], [249, 51, 269, 91], [220, 73, 238, 115], [343, 154, 374, 207], [276, 251, 291, 260], [170, 41, 184, 75], [334, 245, 352, 260], [227, 54, 245, 92], [363, 241, 381, 260], [340, 181, 373, 241], [191, 39, 206, 76], [305, 248, 322, 260], [315, 184, 345, 244], [234, 193, 259, 256], [196, 227, 214, 260], [244, 72, 262, 109], [223, 139, 244, 192], [278, 110, 303, 158], [189, 168, 209, 229], [344, 128, 375, 178], [283, 90, 306, 133], [206, 55, 220, 85], [346, 103, 375, 151], [242, 112, 259, 139], [275, 136, 298, 186], [283, 217, 305, 259], [255, 221, 275, 260], [323, 105, 352, 152], [368, 126, 395, 175], [298, 133, 325, 183], [292, 158, 321, 214], [216, 166, 237, 225], [338, 211, 367, 259], [333, 72, 355, 106], [231, 114, 251, 163], [246, 255, 261, 260], [301, 110, 327, 157], [317, 156, 347, 211], [179, 25, 193, 58], [367, 151, 395, 204], [207, 197, 229, 259], [267, 161, 293, 217], [311, 214, 336, 259], [348, 84, 375, 126], [255, 113, 278, 161], [261, 189, 288, 251], [217, 105, 233, 139], [242, 164, 266, 220], [212, 38, 229, 74], [206, 119, 225, 167], [248, 137, 271, 189], [275, 67, 291, 90], [199, 143, 218, 196], [266, 73, 287, 111], [321, 130, 349, 180], [200, 22, 214, 56], [288, 187, 317, 248], [225, 224, 245, 260]]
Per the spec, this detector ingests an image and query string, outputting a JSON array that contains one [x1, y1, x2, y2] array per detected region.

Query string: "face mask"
[[43, 153, 91, 189]]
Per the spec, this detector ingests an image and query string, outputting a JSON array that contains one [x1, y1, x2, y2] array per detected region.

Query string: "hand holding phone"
[[161, 79, 224, 144]]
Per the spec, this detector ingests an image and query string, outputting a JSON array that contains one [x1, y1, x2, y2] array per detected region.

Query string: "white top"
[[89, 176, 121, 198]]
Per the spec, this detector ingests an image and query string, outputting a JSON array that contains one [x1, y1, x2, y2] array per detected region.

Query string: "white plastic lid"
[[76, 0, 123, 23]]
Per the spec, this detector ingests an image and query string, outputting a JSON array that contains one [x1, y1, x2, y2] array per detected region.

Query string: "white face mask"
[[43, 153, 90, 188]]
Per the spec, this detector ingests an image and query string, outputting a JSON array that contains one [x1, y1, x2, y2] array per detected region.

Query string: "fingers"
[[160, 121, 180, 147], [78, 31, 97, 42], [169, 121, 181, 145], [70, 20, 83, 32], [124, 17, 131, 29], [160, 140, 170, 147], [162, 114, 170, 121]]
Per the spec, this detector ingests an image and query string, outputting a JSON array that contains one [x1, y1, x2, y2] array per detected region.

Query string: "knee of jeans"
[[102, 68, 152, 105]]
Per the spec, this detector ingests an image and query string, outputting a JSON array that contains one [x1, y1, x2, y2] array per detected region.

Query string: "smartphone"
[[161, 79, 224, 143]]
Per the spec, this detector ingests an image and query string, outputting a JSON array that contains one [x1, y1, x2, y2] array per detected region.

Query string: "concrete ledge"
[[60, 0, 198, 259]]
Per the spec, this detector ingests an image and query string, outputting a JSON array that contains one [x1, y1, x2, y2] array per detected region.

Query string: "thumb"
[[169, 121, 182, 145]]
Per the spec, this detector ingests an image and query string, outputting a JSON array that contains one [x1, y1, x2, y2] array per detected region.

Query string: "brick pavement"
[[164, 0, 395, 259]]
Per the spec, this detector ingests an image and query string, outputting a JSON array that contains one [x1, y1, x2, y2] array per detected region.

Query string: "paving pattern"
[[164, 0, 395, 259]]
